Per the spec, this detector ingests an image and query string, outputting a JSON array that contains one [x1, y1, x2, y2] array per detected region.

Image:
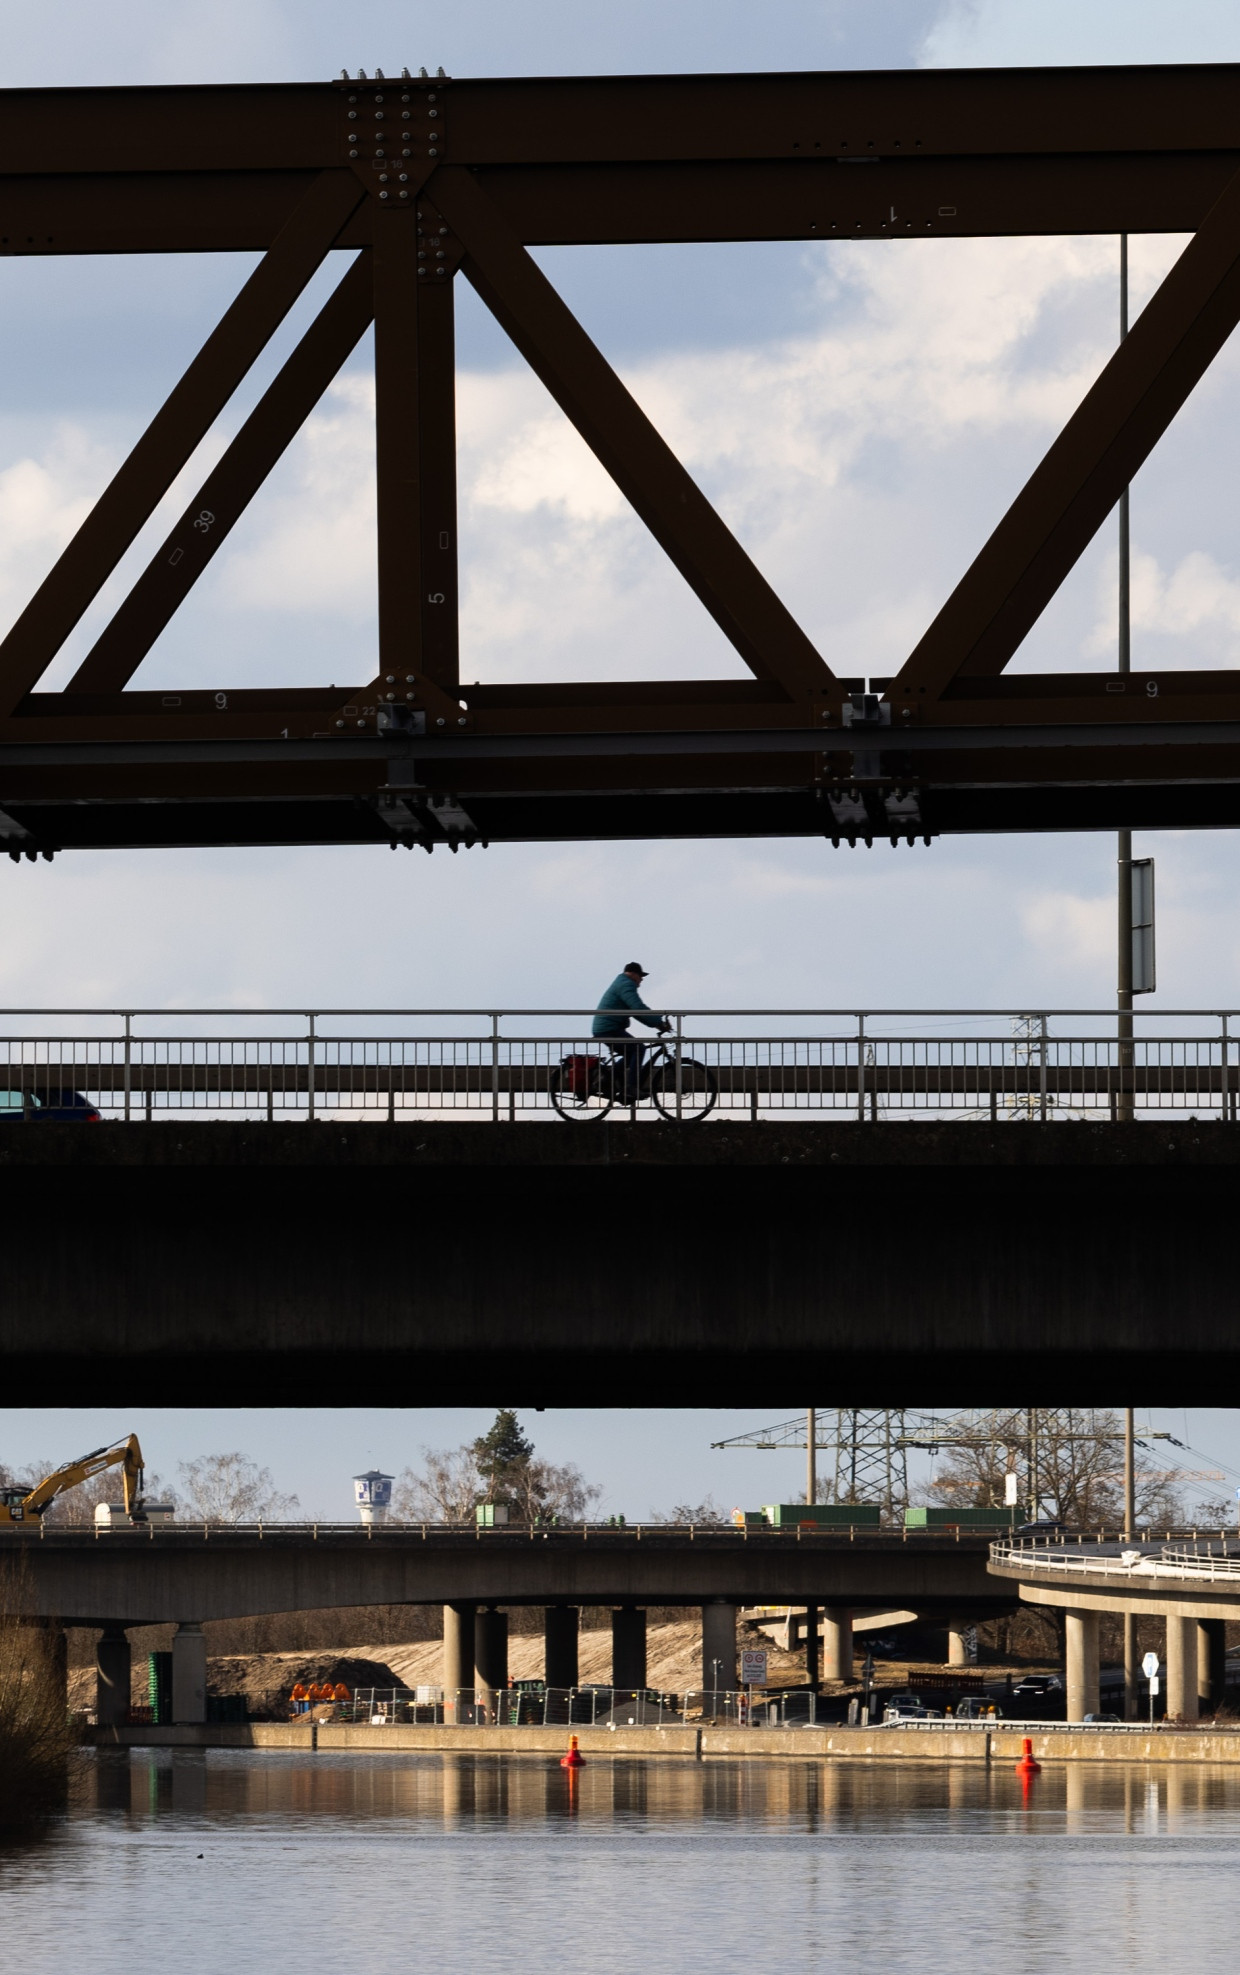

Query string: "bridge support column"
[[611, 1607, 647, 1692], [805, 1604, 819, 1688], [1198, 1619, 1226, 1716], [946, 1622, 970, 1668], [822, 1607, 853, 1684], [1064, 1610, 1099, 1722], [701, 1600, 736, 1715], [544, 1606, 578, 1691], [474, 1607, 508, 1721], [442, 1601, 476, 1720], [172, 1622, 207, 1725], [1165, 1615, 1198, 1723], [95, 1624, 131, 1727]]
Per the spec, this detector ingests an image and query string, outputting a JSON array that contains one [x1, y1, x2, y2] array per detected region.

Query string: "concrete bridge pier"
[[1064, 1610, 1100, 1722], [611, 1607, 646, 1691], [1198, 1618, 1226, 1714], [1166, 1615, 1199, 1723], [947, 1621, 970, 1668], [701, 1600, 736, 1711], [475, 1607, 508, 1720], [804, 1604, 818, 1688], [544, 1606, 578, 1690], [442, 1601, 476, 1718], [822, 1607, 854, 1684], [95, 1624, 130, 1727], [172, 1622, 207, 1725]]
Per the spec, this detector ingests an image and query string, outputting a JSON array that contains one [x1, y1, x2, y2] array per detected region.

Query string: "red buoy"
[[560, 1734, 585, 1769], [1015, 1735, 1042, 1775]]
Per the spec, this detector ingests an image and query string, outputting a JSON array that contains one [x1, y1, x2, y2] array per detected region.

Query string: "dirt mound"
[[209, 1652, 404, 1719]]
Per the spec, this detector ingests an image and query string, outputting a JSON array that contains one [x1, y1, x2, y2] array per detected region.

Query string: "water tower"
[[353, 1470, 394, 1526]]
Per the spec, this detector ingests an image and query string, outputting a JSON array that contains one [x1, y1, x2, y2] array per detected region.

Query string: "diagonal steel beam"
[[890, 164, 1240, 703], [0, 170, 364, 716], [431, 166, 834, 701], [66, 253, 374, 695]]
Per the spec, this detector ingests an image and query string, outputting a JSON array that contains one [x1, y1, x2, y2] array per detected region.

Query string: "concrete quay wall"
[[88, 1722, 1240, 1763]]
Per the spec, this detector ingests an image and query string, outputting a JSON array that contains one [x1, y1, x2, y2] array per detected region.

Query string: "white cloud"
[[1018, 889, 1114, 976]]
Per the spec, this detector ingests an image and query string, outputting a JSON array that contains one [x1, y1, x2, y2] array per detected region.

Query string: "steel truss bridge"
[[3, 64, 1240, 853]]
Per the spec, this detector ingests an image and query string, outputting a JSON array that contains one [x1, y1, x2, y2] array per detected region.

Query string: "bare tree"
[[176, 1453, 298, 1525], [391, 1426, 602, 1525], [391, 1447, 480, 1524], [652, 1496, 729, 1525], [921, 1408, 1184, 1528]]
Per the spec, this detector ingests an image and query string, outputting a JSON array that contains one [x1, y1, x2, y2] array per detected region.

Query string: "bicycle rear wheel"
[[549, 1060, 616, 1121], [649, 1056, 718, 1123]]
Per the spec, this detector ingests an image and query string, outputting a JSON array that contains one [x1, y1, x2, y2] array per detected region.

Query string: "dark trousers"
[[605, 1039, 646, 1103]]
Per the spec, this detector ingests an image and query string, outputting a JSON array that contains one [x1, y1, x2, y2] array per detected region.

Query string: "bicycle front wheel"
[[649, 1056, 718, 1123]]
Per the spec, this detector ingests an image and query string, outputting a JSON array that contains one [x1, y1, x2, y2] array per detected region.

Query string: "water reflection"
[[61, 1748, 1240, 1831], [6, 1755, 1240, 1975]]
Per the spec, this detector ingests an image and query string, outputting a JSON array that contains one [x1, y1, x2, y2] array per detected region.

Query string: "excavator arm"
[[17, 1434, 146, 1521]]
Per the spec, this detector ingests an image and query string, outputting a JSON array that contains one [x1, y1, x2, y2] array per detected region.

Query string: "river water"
[[3, 1752, 1240, 1973]]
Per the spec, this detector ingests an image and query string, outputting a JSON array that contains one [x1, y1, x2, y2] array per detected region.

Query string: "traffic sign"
[[740, 1649, 768, 1686], [1142, 1652, 1160, 1678]]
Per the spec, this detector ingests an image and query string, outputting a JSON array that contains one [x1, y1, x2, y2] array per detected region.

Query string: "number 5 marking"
[[427, 591, 445, 604]]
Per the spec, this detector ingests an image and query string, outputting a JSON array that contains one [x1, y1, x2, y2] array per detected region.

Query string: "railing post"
[[856, 1014, 866, 1123], [675, 1011, 684, 1119], [491, 1013, 500, 1123], [123, 1011, 132, 1123], [307, 1013, 316, 1124], [1038, 1014, 1048, 1123], [1223, 1014, 1231, 1123]]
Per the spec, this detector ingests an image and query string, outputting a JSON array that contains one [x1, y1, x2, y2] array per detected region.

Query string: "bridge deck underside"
[[0, 1120, 1229, 1407]]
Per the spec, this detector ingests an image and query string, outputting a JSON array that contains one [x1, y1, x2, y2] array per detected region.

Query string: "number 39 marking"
[[193, 509, 216, 534]]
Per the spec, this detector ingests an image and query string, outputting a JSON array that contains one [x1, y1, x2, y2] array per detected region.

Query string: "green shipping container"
[[762, 1503, 883, 1527], [904, 1506, 1019, 1528]]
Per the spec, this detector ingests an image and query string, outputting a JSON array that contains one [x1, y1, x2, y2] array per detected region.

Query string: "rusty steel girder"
[[3, 65, 1240, 854]]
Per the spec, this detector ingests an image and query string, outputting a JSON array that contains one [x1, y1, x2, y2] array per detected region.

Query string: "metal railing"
[[0, 1006, 1237, 1123], [317, 1685, 758, 1726], [992, 1540, 1240, 1584]]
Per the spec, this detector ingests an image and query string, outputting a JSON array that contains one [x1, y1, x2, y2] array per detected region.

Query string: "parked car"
[[954, 1696, 1004, 1720], [0, 1088, 101, 1122], [1018, 1520, 1069, 1538], [882, 1702, 943, 1724], [1082, 1711, 1121, 1724], [1010, 1674, 1064, 1700]]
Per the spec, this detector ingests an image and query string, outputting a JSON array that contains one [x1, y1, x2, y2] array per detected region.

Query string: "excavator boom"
[[0, 1434, 146, 1523]]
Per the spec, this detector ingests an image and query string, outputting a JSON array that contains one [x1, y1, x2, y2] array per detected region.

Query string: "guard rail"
[[0, 1006, 1236, 1123]]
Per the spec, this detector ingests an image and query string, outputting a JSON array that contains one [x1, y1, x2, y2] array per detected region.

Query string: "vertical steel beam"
[[372, 207, 460, 694]]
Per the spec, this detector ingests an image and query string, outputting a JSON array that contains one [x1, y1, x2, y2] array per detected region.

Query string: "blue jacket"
[[592, 974, 666, 1038]]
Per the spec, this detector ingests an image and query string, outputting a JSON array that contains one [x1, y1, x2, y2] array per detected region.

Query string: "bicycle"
[[549, 1036, 718, 1123]]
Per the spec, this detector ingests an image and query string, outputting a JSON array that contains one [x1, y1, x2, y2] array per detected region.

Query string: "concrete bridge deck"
[[4, 1524, 1005, 1627], [0, 1118, 1229, 1404]]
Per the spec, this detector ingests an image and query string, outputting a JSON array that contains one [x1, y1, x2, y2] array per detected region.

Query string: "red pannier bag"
[[562, 1053, 601, 1098]]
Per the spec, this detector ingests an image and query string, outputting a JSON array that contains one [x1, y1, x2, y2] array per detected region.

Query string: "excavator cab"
[[0, 1486, 30, 1521]]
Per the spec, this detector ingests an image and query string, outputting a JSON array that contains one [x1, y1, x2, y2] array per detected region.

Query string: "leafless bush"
[[0, 1560, 78, 1827]]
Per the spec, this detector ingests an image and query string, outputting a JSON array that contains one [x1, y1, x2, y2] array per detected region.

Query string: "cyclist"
[[592, 962, 671, 1103]]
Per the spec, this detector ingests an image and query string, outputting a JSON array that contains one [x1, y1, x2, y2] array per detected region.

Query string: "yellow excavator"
[[0, 1434, 146, 1525]]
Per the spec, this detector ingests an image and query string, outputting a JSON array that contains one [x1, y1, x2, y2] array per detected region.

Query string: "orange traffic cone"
[[560, 1734, 585, 1769]]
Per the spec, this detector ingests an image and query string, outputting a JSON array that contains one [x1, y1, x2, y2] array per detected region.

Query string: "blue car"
[[0, 1088, 101, 1121]]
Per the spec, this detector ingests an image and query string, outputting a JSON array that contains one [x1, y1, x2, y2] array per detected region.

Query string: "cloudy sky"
[[3, 2, 1240, 1510]]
